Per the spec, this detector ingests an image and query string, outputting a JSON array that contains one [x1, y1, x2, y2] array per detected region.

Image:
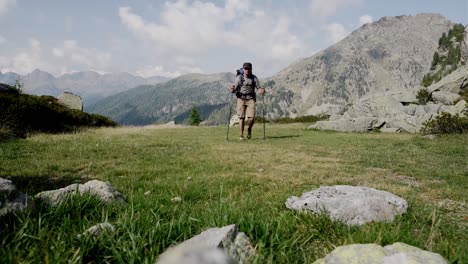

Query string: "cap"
[[243, 62, 252, 69]]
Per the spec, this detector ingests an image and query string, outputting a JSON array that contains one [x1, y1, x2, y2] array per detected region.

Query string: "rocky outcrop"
[[309, 66, 467, 133], [286, 185, 408, 226], [157, 224, 255, 264], [0, 178, 32, 219], [35, 180, 126, 206], [314, 242, 448, 264], [58, 92, 83, 111]]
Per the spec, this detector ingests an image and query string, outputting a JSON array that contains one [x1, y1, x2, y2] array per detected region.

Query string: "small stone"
[[35, 180, 126, 207], [258, 168, 265, 173], [144, 191, 151, 196], [187, 177, 193, 181], [77, 222, 115, 239], [0, 177, 33, 219], [171, 196, 182, 202]]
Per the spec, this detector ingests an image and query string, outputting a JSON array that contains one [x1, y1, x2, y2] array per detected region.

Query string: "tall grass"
[[1, 124, 467, 263]]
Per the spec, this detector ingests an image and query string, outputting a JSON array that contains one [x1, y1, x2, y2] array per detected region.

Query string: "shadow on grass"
[[5, 175, 83, 195], [265, 135, 301, 140]]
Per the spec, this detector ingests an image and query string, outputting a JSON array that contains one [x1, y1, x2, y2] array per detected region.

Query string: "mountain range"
[[0, 70, 170, 108], [2, 13, 464, 126], [87, 73, 235, 125], [86, 13, 462, 125]]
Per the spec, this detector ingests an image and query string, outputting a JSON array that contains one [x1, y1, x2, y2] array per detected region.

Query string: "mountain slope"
[[0, 70, 170, 108], [265, 13, 455, 117], [87, 73, 235, 125]]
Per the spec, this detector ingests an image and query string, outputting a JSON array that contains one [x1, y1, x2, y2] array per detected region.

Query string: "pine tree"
[[189, 107, 202, 126], [431, 51, 440, 70]]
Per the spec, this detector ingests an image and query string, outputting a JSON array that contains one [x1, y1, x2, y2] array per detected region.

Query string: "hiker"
[[230, 62, 265, 140]]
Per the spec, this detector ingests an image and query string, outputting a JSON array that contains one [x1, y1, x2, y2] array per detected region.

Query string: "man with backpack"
[[230, 62, 265, 140]]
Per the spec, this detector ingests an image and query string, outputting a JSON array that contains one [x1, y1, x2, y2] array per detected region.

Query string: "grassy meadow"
[[0, 123, 467, 263]]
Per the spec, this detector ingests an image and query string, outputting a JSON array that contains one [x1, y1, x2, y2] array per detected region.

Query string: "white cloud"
[[0, 0, 15, 16], [119, 1, 309, 76], [359, 14, 373, 26], [52, 40, 111, 74], [135, 65, 203, 78], [309, 0, 363, 20], [0, 38, 45, 74], [0, 38, 111, 75], [325, 23, 349, 44]]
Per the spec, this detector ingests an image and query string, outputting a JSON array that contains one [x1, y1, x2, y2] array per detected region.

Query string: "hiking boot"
[[239, 136, 244, 141]]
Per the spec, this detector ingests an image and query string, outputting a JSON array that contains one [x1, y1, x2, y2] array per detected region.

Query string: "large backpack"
[[234, 67, 256, 99]]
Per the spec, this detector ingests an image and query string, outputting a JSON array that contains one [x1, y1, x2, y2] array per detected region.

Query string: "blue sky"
[[0, 0, 466, 78]]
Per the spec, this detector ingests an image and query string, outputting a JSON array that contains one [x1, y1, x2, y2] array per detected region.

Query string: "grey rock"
[[78, 222, 115, 239], [285, 185, 408, 226], [57, 92, 83, 111], [427, 66, 468, 93], [158, 248, 234, 264], [379, 127, 402, 133], [310, 117, 386, 132], [157, 224, 255, 264], [313, 242, 448, 264], [439, 100, 467, 115], [432, 91, 460, 105], [35, 180, 125, 206], [229, 115, 239, 127], [0, 178, 32, 219]]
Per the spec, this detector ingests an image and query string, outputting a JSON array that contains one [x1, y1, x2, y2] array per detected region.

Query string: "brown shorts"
[[237, 98, 256, 119]]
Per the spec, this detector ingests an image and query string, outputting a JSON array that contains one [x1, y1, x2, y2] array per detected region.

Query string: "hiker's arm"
[[230, 76, 239, 93]]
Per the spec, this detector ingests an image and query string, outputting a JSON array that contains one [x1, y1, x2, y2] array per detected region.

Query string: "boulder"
[[310, 117, 386, 132], [427, 66, 468, 93], [229, 115, 239, 127], [313, 242, 448, 264], [432, 91, 460, 105], [57, 92, 83, 111], [379, 127, 402, 133], [439, 99, 467, 115], [285, 185, 408, 226], [0, 178, 32, 219], [157, 224, 255, 264], [35, 180, 125, 206]]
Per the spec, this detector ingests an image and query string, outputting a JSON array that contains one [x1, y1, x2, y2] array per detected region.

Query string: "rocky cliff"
[[265, 13, 455, 118]]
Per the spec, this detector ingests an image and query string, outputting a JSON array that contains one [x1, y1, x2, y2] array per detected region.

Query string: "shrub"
[[416, 88, 433, 105], [422, 111, 468, 134], [0, 85, 117, 140]]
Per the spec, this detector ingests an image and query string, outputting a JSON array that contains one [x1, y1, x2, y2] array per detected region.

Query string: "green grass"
[[1, 124, 467, 263]]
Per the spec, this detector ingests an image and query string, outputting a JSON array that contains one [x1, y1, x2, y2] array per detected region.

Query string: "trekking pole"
[[262, 93, 266, 140], [226, 94, 233, 141]]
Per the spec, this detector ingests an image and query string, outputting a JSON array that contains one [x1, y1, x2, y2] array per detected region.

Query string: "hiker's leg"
[[236, 99, 246, 138], [246, 99, 256, 138]]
